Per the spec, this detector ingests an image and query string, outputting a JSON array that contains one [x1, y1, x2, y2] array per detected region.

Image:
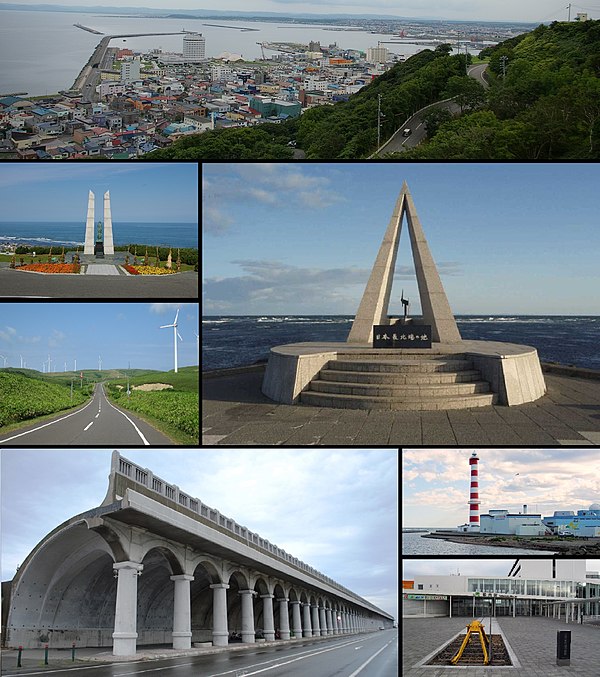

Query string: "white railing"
[[112, 451, 372, 608]]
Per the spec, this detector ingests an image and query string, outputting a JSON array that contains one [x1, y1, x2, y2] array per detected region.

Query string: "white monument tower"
[[84, 189, 114, 256], [84, 190, 95, 255]]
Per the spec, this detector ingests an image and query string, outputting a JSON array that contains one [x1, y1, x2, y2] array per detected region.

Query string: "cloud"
[[48, 329, 66, 348], [150, 303, 195, 314], [0, 326, 17, 343], [203, 259, 369, 313], [394, 262, 463, 279], [202, 165, 344, 236]]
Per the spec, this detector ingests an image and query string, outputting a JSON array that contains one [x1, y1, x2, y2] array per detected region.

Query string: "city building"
[[367, 46, 388, 63], [403, 560, 600, 621], [183, 32, 206, 63], [121, 58, 141, 83]]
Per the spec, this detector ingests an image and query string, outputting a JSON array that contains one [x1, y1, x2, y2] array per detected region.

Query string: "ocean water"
[[0, 10, 433, 96], [0, 222, 198, 248], [201, 315, 599, 371], [402, 531, 553, 556]]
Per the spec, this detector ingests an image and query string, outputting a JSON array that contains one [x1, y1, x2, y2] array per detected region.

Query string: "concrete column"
[[261, 594, 275, 641], [331, 610, 338, 634], [311, 605, 320, 637], [278, 598, 290, 640], [239, 590, 256, 643], [112, 561, 143, 656], [302, 603, 312, 638], [210, 583, 230, 646], [319, 607, 327, 636], [325, 608, 333, 635], [290, 601, 302, 639], [170, 574, 194, 650]]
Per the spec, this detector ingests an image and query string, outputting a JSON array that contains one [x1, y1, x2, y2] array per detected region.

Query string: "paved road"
[[376, 63, 488, 156], [0, 384, 174, 446], [4, 631, 398, 677], [0, 268, 198, 298], [467, 63, 489, 88]]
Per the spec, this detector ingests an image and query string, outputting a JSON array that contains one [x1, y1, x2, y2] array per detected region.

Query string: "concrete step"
[[309, 380, 492, 398], [300, 390, 497, 411], [330, 359, 474, 373], [320, 369, 483, 385], [336, 352, 469, 362]]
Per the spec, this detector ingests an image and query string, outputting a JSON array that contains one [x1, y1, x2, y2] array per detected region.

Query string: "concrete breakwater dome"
[[262, 181, 547, 410], [5, 451, 394, 656]]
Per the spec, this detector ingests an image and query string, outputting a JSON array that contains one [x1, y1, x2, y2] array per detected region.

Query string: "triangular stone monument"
[[347, 181, 461, 345], [84, 190, 95, 255], [84, 190, 115, 256], [103, 190, 114, 255]]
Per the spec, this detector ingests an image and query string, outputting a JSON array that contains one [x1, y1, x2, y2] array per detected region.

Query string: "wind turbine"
[[98, 355, 102, 371], [19, 354, 23, 368], [0, 354, 7, 368], [194, 331, 199, 364], [160, 308, 183, 373]]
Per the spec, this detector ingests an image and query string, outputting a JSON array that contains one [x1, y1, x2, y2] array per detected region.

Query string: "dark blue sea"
[[0, 221, 198, 248], [202, 315, 599, 371]]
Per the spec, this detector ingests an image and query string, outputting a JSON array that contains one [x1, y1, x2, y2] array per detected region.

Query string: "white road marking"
[[95, 413, 100, 419], [0, 392, 96, 444], [346, 638, 395, 677], [101, 385, 150, 445], [84, 422, 94, 431]]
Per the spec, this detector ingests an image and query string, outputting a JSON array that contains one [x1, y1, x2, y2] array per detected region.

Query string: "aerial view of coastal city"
[[1, 1, 598, 159]]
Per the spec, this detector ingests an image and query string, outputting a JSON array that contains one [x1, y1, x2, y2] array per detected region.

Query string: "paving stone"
[[202, 370, 600, 446]]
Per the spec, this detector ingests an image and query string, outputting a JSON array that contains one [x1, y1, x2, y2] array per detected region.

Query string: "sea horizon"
[[202, 315, 600, 371]]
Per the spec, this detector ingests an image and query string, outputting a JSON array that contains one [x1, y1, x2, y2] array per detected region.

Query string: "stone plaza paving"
[[403, 617, 600, 676], [202, 368, 600, 446]]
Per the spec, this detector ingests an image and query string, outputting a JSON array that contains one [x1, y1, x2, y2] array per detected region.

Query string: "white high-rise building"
[[367, 46, 388, 64], [121, 58, 141, 83], [183, 33, 206, 62]]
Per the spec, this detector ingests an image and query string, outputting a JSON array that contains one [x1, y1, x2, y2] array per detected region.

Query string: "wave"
[[0, 236, 84, 246]]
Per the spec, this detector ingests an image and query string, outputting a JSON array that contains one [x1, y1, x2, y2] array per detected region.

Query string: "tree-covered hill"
[[401, 20, 600, 159]]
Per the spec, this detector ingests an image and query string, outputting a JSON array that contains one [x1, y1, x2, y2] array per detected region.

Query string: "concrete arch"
[[189, 555, 222, 583], [8, 521, 118, 648], [136, 540, 185, 574]]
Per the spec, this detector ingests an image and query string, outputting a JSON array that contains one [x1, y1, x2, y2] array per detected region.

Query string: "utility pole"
[[500, 55, 508, 79], [377, 93, 385, 150]]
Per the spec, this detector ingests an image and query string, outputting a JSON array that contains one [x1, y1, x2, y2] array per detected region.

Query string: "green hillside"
[[0, 371, 92, 428], [105, 366, 199, 444], [402, 20, 600, 159]]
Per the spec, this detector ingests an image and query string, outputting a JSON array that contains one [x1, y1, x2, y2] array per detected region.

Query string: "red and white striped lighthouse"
[[468, 452, 481, 530]]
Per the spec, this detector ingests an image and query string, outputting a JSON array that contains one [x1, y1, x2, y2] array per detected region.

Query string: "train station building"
[[403, 559, 600, 621]]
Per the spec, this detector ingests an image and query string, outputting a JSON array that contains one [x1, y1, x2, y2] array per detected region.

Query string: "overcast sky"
[[7, 1, 594, 23], [403, 449, 600, 528], [403, 559, 600, 578], [203, 163, 600, 316], [0, 448, 398, 619]]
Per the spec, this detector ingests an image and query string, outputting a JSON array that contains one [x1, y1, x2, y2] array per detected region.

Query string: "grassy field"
[[0, 370, 93, 428], [105, 366, 199, 444]]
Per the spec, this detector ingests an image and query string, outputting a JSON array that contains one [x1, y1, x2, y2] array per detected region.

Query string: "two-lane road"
[[0, 384, 174, 446], [3, 630, 398, 677]]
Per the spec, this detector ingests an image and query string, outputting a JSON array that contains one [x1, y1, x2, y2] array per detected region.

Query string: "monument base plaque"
[[373, 324, 432, 349]]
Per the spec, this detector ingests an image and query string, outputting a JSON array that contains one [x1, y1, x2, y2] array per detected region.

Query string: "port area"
[[71, 31, 185, 101], [404, 617, 600, 676], [422, 531, 600, 555]]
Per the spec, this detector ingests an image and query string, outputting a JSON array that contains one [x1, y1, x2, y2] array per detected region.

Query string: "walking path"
[[83, 264, 121, 275], [403, 617, 600, 676], [202, 367, 600, 446]]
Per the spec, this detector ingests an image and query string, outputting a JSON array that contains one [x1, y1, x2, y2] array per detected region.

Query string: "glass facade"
[[467, 578, 577, 597]]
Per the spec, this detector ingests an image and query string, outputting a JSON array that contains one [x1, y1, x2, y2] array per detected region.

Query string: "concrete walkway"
[[403, 617, 600, 676], [83, 264, 121, 275], [202, 368, 600, 446]]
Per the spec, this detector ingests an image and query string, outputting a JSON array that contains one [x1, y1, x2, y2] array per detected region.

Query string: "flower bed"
[[17, 263, 80, 274], [129, 265, 176, 275], [123, 264, 140, 275]]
